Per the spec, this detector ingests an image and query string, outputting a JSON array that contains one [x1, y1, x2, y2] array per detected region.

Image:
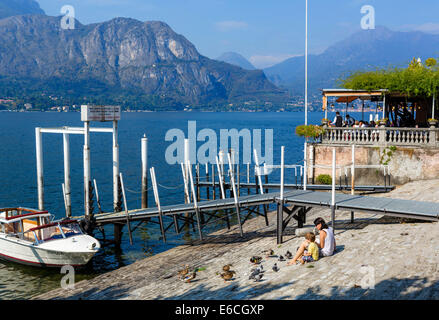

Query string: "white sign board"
[[81, 105, 121, 122]]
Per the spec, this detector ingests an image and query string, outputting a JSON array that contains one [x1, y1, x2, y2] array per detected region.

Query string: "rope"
[[157, 183, 186, 190]]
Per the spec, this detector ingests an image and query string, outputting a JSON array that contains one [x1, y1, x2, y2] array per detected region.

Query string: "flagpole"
[[305, 0, 308, 126]]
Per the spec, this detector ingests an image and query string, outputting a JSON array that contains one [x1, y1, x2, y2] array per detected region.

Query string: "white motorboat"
[[0, 208, 100, 267]]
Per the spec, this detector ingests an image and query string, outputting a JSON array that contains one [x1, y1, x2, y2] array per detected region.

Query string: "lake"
[[0, 110, 372, 299]]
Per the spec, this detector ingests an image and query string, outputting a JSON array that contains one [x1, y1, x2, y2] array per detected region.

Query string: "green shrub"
[[316, 174, 332, 185], [295, 125, 325, 139]]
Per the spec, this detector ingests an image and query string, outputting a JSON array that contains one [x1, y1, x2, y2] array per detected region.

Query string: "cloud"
[[398, 23, 439, 35], [215, 20, 248, 32], [249, 54, 301, 69]]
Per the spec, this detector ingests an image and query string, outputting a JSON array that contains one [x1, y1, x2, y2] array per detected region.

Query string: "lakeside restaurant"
[[320, 89, 439, 147]]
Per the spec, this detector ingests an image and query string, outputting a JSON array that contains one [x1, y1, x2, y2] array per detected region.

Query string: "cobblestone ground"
[[34, 180, 439, 300]]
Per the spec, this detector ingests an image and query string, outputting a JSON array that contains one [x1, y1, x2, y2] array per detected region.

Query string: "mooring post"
[[216, 155, 229, 229], [113, 120, 120, 212], [35, 127, 44, 211], [187, 161, 203, 241], [331, 148, 336, 230], [277, 146, 285, 244], [94, 179, 103, 214], [247, 162, 250, 195], [63, 132, 72, 217], [212, 163, 216, 200], [228, 153, 243, 237], [216, 156, 226, 199], [62, 183, 68, 217], [237, 163, 240, 197], [84, 121, 91, 217], [119, 173, 133, 245], [141, 134, 148, 209], [114, 223, 123, 247], [196, 163, 200, 202], [150, 167, 167, 242], [253, 149, 264, 195], [206, 164, 210, 200]]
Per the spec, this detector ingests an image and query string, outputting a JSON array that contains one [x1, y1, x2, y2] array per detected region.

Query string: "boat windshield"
[[27, 220, 83, 243]]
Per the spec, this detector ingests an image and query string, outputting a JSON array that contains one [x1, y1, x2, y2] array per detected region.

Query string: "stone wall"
[[309, 144, 439, 185]]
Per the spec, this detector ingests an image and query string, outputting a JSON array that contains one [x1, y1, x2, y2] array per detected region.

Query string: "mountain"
[[0, 15, 286, 109], [216, 52, 256, 70], [0, 0, 45, 19], [264, 26, 439, 94]]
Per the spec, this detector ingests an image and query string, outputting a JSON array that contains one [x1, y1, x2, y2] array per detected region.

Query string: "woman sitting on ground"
[[287, 217, 336, 265]]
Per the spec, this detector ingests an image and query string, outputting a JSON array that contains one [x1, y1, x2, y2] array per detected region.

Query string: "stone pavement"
[[34, 180, 439, 300]]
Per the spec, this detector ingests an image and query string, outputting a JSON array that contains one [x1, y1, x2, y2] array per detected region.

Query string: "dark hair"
[[336, 111, 340, 115], [314, 217, 329, 229]]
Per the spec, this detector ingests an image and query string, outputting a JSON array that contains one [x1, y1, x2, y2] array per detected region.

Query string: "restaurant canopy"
[[322, 89, 388, 119]]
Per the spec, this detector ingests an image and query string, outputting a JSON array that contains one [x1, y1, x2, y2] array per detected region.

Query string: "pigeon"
[[260, 264, 264, 271], [254, 273, 263, 282], [285, 251, 293, 259], [248, 270, 259, 280], [278, 255, 285, 262], [272, 263, 279, 272]]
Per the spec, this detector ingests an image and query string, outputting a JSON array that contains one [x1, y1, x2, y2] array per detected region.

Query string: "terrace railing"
[[321, 126, 439, 147]]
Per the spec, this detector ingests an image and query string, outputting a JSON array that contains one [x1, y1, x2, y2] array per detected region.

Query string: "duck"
[[178, 265, 190, 277], [250, 256, 262, 264], [278, 255, 285, 262], [222, 264, 233, 272], [220, 270, 236, 282], [181, 272, 197, 283]]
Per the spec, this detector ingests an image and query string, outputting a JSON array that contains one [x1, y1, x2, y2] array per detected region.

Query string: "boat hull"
[[0, 235, 98, 267]]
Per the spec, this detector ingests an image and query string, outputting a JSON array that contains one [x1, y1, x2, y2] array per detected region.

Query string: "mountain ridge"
[[0, 15, 287, 109], [264, 26, 439, 94]]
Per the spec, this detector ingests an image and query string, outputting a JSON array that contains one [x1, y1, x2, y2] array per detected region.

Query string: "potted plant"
[[295, 125, 326, 142], [428, 118, 438, 127], [321, 118, 331, 126], [377, 118, 388, 127]]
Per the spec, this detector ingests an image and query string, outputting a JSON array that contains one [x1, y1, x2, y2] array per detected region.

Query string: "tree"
[[341, 57, 439, 98]]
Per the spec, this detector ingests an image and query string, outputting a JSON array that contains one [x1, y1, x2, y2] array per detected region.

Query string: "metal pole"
[[84, 121, 91, 217], [433, 95, 436, 120], [280, 146, 285, 201], [94, 179, 102, 214], [305, 0, 308, 126], [141, 134, 148, 209], [351, 145, 355, 195], [277, 146, 285, 244], [383, 95, 386, 119], [331, 148, 336, 230], [227, 153, 243, 237], [303, 142, 308, 190], [237, 163, 240, 197], [113, 120, 119, 211], [206, 164, 210, 200], [63, 133, 71, 217], [119, 173, 133, 245], [35, 127, 44, 211]]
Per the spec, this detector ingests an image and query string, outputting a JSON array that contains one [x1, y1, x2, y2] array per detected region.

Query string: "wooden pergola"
[[322, 89, 388, 122]]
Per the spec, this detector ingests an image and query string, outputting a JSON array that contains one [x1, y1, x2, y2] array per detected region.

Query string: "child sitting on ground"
[[300, 232, 319, 264]]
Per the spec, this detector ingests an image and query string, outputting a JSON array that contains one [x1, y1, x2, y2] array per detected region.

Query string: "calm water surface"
[[0, 110, 369, 299]]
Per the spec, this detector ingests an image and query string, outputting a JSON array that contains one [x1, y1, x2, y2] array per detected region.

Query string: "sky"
[[37, 0, 439, 69]]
